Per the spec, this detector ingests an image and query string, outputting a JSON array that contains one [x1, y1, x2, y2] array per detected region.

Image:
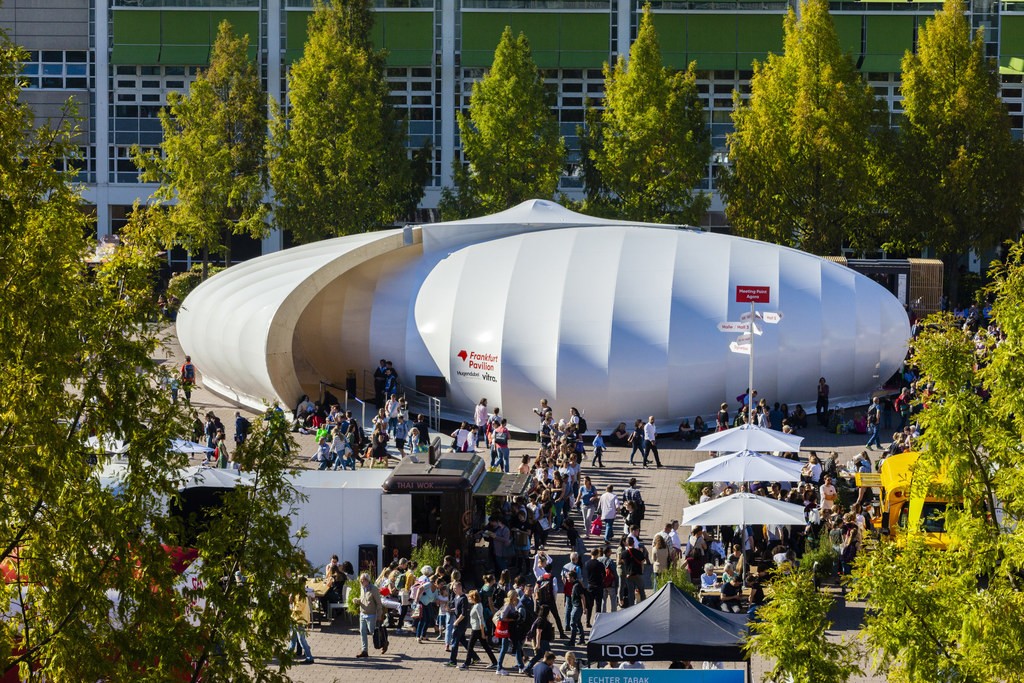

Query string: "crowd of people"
[[178, 349, 909, 676]]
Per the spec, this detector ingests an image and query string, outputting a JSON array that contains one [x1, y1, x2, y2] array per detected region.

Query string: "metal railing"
[[360, 369, 443, 433], [318, 380, 368, 432]]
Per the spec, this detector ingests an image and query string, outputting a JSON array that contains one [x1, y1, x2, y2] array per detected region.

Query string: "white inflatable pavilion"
[[177, 200, 911, 430]]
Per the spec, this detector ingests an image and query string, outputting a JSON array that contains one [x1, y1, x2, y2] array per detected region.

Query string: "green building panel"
[[862, 14, 913, 72], [111, 9, 259, 66], [687, 14, 738, 71], [1000, 15, 1024, 71], [651, 14, 687, 69], [284, 10, 431, 66], [832, 13, 862, 58], [736, 14, 784, 68], [460, 12, 610, 69]]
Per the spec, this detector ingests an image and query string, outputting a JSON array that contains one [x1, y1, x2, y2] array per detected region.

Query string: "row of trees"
[[144, 0, 1023, 291], [137, 0, 426, 273], [724, 0, 1023, 301]]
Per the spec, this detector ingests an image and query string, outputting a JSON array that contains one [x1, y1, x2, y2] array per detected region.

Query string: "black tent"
[[586, 583, 750, 663]]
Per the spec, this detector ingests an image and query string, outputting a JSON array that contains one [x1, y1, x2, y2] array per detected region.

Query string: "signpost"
[[720, 286, 782, 425]]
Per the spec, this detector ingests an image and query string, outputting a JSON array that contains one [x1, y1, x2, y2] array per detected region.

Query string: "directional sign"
[[729, 340, 752, 355], [736, 285, 771, 303], [718, 321, 762, 335], [735, 333, 751, 345], [740, 310, 784, 324]]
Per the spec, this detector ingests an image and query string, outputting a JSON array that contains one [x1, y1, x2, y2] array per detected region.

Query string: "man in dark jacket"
[[584, 547, 606, 628]]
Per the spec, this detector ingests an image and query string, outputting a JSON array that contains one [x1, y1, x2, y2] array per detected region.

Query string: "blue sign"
[[581, 669, 745, 683]]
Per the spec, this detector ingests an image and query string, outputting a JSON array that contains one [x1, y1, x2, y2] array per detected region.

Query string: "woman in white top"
[[451, 422, 471, 452], [460, 589, 497, 668], [559, 651, 581, 683]]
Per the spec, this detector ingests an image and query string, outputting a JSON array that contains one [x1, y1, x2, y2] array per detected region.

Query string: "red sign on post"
[[736, 285, 770, 303]]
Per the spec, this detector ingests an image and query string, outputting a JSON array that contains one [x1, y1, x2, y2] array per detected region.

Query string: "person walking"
[[495, 590, 525, 676], [356, 572, 385, 658], [643, 416, 662, 468], [288, 591, 315, 664], [460, 589, 497, 670], [598, 485, 620, 543], [566, 570, 585, 648], [627, 419, 645, 466], [446, 581, 471, 666], [816, 377, 830, 426], [180, 355, 197, 403], [583, 547, 605, 627], [522, 605, 555, 676], [591, 429, 606, 468], [493, 418, 512, 473]]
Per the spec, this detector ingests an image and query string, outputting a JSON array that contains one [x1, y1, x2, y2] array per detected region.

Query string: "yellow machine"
[[856, 451, 949, 549]]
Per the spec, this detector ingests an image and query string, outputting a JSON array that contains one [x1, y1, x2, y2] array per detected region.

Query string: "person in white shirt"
[[618, 660, 646, 669], [474, 398, 489, 435], [597, 485, 620, 543], [643, 416, 662, 468], [668, 521, 683, 560]]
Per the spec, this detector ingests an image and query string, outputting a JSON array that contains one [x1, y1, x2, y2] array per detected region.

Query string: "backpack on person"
[[603, 563, 617, 588], [577, 416, 587, 435], [626, 489, 646, 521]]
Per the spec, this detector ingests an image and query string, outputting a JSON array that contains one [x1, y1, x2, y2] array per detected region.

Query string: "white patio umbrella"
[[696, 424, 803, 454], [177, 466, 250, 489], [170, 438, 214, 455], [682, 492, 807, 527], [86, 435, 130, 455], [687, 450, 804, 483]]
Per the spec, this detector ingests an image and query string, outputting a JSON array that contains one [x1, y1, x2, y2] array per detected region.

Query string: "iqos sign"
[[598, 644, 655, 658]]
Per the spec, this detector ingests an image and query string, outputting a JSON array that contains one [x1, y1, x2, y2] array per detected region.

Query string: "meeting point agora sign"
[[736, 286, 770, 304]]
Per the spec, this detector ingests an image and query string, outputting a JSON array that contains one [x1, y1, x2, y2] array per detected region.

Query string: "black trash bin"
[[358, 544, 379, 578]]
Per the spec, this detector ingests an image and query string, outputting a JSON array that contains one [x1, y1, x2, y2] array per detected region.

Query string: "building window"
[[20, 50, 91, 90]]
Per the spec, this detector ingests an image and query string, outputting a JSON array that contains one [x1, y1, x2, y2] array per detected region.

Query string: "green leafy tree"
[[885, 0, 1024, 304], [136, 21, 267, 278], [720, 0, 882, 255], [582, 5, 710, 224], [439, 27, 565, 219], [269, 0, 419, 242], [852, 243, 1024, 681], [0, 31, 308, 679], [746, 569, 861, 683]]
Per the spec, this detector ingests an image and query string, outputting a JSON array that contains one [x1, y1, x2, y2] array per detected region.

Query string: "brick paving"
[[161, 326, 886, 682]]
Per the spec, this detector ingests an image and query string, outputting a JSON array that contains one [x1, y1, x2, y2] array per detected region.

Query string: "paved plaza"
[[163, 329, 886, 683]]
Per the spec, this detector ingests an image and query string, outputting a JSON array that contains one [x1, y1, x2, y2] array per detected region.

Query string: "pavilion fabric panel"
[[1000, 15, 1024, 69], [832, 14, 863, 60], [651, 14, 687, 70], [862, 14, 913, 73], [559, 13, 610, 68], [381, 12, 433, 66], [687, 14, 738, 71], [111, 10, 161, 65], [735, 14, 784, 69]]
